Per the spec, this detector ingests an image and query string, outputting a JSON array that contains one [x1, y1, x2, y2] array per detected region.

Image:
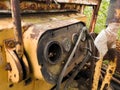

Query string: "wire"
[[63, 30, 99, 90], [64, 53, 91, 90], [83, 47, 100, 59], [56, 27, 87, 90]]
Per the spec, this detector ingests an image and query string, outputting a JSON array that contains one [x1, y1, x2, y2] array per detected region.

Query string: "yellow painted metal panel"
[[0, 13, 86, 90]]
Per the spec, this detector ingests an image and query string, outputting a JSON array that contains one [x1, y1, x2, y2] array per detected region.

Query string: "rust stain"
[[57, 0, 98, 5], [0, 3, 8, 9], [115, 9, 120, 19], [69, 0, 73, 3], [20, 2, 60, 10], [0, 0, 98, 11], [30, 26, 41, 39]]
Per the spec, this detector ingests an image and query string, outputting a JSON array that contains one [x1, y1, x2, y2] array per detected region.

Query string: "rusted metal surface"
[[101, 70, 120, 85], [0, 11, 86, 87], [39, 24, 87, 84], [5, 48, 23, 83], [0, 1, 10, 9], [5, 63, 12, 71], [0, 12, 86, 31], [0, 0, 98, 13], [89, 0, 102, 32], [92, 57, 103, 90], [11, 0, 23, 58], [4, 38, 30, 83], [56, 0, 98, 5], [4, 39, 16, 49], [20, 1, 60, 10], [0, 0, 105, 90], [33, 0, 98, 4], [100, 57, 117, 90], [23, 18, 86, 82], [104, 40, 120, 74]]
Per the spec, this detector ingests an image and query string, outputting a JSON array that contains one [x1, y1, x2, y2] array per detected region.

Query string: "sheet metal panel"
[[56, 0, 98, 5]]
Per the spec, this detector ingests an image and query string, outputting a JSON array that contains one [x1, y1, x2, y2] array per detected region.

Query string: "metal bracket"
[[4, 39, 30, 83], [5, 48, 23, 83]]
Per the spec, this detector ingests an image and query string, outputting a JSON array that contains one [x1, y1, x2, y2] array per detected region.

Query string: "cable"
[[64, 53, 91, 90], [63, 31, 98, 90], [56, 27, 87, 90]]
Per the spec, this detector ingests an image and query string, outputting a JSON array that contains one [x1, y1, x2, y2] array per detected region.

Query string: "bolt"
[[5, 63, 12, 71], [8, 41, 15, 48], [5, 40, 15, 48]]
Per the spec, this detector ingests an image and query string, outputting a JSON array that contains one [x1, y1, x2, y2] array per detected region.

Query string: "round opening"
[[44, 41, 62, 64]]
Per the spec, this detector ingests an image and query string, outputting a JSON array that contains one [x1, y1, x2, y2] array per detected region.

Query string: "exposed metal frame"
[[10, 0, 23, 58]]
